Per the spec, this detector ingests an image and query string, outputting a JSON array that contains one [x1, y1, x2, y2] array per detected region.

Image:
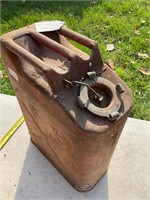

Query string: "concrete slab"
[[0, 94, 149, 200]]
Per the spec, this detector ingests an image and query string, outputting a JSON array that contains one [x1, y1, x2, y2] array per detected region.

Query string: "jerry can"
[[0, 21, 132, 191]]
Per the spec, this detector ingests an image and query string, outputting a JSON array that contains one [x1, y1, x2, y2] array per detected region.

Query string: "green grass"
[[0, 0, 150, 120]]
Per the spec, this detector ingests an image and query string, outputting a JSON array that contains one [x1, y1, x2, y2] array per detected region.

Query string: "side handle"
[[1, 38, 63, 94], [29, 30, 78, 61], [59, 27, 99, 54]]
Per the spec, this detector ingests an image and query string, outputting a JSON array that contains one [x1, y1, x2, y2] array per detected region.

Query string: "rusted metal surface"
[[0, 22, 132, 191]]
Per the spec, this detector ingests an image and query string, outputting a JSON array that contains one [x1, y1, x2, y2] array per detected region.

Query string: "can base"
[[31, 137, 107, 192], [73, 171, 107, 192]]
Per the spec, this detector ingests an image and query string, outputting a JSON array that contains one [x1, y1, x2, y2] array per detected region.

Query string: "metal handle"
[[29, 30, 78, 61], [59, 27, 97, 49], [29, 28, 99, 61], [1, 38, 50, 72], [59, 27, 100, 58]]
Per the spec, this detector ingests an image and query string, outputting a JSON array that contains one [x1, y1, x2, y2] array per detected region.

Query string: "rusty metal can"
[[0, 21, 132, 191]]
